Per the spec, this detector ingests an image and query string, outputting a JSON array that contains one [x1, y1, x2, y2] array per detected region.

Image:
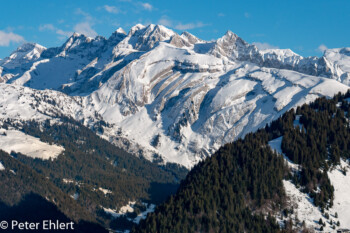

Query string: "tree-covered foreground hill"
[[133, 91, 350, 233]]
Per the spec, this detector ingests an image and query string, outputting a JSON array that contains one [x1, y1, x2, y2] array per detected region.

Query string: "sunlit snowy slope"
[[0, 24, 349, 167]]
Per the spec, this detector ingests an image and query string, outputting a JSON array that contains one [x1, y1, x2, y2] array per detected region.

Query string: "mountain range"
[[1, 24, 349, 168], [1, 24, 350, 232]]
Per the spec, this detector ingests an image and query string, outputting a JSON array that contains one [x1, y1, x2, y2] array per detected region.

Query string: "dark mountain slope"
[[133, 91, 350, 232], [0, 193, 108, 233], [0, 116, 187, 231], [133, 130, 288, 233]]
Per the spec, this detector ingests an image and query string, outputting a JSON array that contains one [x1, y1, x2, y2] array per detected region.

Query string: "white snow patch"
[[103, 201, 136, 218], [63, 178, 74, 184], [282, 180, 333, 231], [133, 204, 156, 224], [119, 201, 136, 214], [103, 201, 155, 224], [293, 115, 304, 130], [268, 137, 299, 171], [278, 160, 350, 231], [102, 207, 120, 218], [0, 162, 5, 171], [70, 192, 79, 200], [328, 160, 350, 229], [98, 187, 113, 195], [0, 129, 64, 160]]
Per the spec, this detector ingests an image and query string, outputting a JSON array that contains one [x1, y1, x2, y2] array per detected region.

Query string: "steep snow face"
[[0, 24, 350, 167], [90, 42, 225, 115], [323, 48, 350, 84], [84, 40, 349, 166], [181, 31, 202, 45], [0, 162, 4, 171]]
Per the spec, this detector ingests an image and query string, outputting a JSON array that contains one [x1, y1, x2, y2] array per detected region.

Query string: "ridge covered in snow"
[[0, 24, 349, 168]]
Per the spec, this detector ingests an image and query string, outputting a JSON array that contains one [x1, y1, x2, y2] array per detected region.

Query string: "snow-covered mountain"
[[0, 24, 349, 168]]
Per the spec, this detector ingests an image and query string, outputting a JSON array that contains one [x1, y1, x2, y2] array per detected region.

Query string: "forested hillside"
[[134, 91, 350, 232], [0, 116, 187, 231]]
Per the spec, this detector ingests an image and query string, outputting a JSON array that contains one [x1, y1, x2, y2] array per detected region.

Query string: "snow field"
[[269, 137, 350, 231], [0, 129, 64, 160]]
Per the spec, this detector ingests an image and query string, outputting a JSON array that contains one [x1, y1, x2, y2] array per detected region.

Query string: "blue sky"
[[0, 0, 349, 59]]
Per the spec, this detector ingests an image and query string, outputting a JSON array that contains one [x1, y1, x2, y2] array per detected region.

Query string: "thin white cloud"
[[252, 42, 279, 50], [74, 22, 97, 37], [56, 29, 73, 37], [244, 12, 251, 18], [75, 8, 93, 21], [157, 16, 209, 31], [73, 8, 97, 37], [40, 9, 97, 39], [39, 24, 55, 31], [39, 24, 72, 38], [175, 22, 207, 30], [158, 17, 173, 27], [218, 13, 225, 17], [103, 5, 120, 14], [0, 31, 25, 46], [141, 2, 153, 11], [317, 44, 328, 52]]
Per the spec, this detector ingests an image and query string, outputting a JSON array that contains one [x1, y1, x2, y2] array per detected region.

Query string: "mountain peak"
[[216, 30, 246, 48], [181, 31, 201, 44], [108, 28, 127, 44], [0, 42, 46, 68], [115, 27, 126, 35], [72, 32, 81, 38], [209, 30, 250, 60], [60, 33, 90, 52], [169, 34, 191, 47], [119, 23, 176, 51], [129, 24, 146, 35], [222, 30, 240, 40], [16, 43, 46, 53]]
